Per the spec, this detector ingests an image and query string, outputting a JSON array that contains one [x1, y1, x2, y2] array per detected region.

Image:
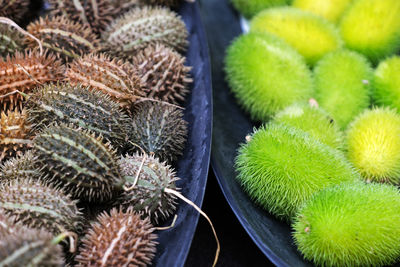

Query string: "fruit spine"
[[0, 24, 25, 58]]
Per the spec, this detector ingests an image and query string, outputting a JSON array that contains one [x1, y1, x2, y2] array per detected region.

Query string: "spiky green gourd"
[[340, 0, 400, 62], [0, 178, 82, 236], [274, 103, 343, 150], [314, 49, 372, 129], [0, 151, 41, 182], [76, 208, 157, 266], [119, 153, 179, 224], [0, 24, 25, 59], [128, 101, 188, 163], [293, 182, 400, 267], [33, 124, 123, 202], [26, 83, 130, 151], [230, 0, 289, 19], [250, 7, 343, 66], [0, 227, 64, 266], [373, 56, 400, 110], [235, 123, 359, 221], [225, 32, 313, 121], [292, 0, 354, 23], [0, 0, 29, 23], [26, 16, 100, 62], [347, 108, 400, 184], [101, 6, 188, 57]]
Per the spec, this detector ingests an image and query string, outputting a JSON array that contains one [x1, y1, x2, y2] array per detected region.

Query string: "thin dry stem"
[[155, 214, 178, 231], [123, 153, 146, 191]]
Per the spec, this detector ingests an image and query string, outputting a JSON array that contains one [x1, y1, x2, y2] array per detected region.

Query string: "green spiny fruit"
[[340, 0, 400, 62], [33, 124, 123, 202], [130, 43, 192, 105], [373, 56, 400, 110], [0, 178, 82, 236], [293, 182, 400, 267], [314, 49, 372, 129], [0, 109, 33, 162], [250, 7, 343, 66], [225, 32, 313, 121], [0, 226, 64, 266], [26, 83, 130, 152], [48, 0, 118, 35], [235, 123, 360, 221], [101, 6, 188, 57], [347, 108, 400, 184], [230, 0, 289, 19], [292, 0, 355, 23], [0, 150, 42, 182], [0, 0, 29, 23], [76, 208, 157, 266], [0, 24, 25, 59], [128, 101, 188, 163], [26, 16, 100, 62], [118, 153, 179, 224], [274, 103, 343, 150], [0, 50, 65, 111], [66, 53, 145, 109]]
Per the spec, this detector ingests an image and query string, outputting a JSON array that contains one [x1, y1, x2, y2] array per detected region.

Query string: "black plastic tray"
[[33, 1, 213, 266]]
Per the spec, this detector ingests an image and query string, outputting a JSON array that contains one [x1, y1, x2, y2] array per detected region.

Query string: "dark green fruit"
[[76, 208, 157, 266], [0, 150, 41, 182], [119, 153, 179, 224], [101, 6, 188, 56], [235, 123, 360, 221], [26, 83, 130, 151], [0, 178, 82, 236], [128, 101, 188, 163], [0, 24, 25, 59], [231, 0, 289, 19], [293, 182, 400, 267], [33, 124, 123, 202]]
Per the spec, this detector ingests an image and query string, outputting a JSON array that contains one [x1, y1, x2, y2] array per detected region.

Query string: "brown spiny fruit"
[[76, 208, 157, 267], [33, 124, 123, 202], [0, 150, 42, 181], [147, 0, 185, 7], [0, 24, 25, 59], [112, 0, 142, 16], [0, 109, 33, 161], [48, 0, 118, 35], [0, 50, 65, 110], [0, 211, 18, 235], [101, 6, 188, 57], [119, 153, 179, 224], [128, 101, 188, 163], [26, 16, 100, 62], [0, 178, 82, 236], [26, 83, 130, 151], [0, 0, 29, 23], [66, 53, 144, 108], [131, 44, 192, 105], [0, 226, 65, 266]]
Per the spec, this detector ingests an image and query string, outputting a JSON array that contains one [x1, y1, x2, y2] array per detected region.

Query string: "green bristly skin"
[[230, 0, 289, 19], [346, 108, 400, 184], [373, 56, 400, 110], [292, 0, 354, 23], [339, 0, 400, 63], [225, 32, 313, 122], [0, 24, 25, 59], [314, 49, 372, 129], [293, 182, 400, 267], [274, 103, 344, 150], [235, 123, 359, 221], [250, 7, 343, 66]]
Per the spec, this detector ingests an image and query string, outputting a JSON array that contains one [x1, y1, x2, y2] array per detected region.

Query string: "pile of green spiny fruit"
[[0, 0, 196, 265]]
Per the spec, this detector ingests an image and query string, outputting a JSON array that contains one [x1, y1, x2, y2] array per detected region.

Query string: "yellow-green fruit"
[[225, 32, 313, 121], [230, 0, 289, 19], [373, 56, 400, 110], [339, 0, 400, 62], [314, 49, 372, 129], [293, 182, 400, 267], [250, 7, 343, 66], [274, 103, 343, 150], [347, 108, 400, 184], [292, 0, 354, 23]]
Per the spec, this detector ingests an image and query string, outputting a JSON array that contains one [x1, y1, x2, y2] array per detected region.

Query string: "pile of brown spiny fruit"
[[0, 0, 194, 265]]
